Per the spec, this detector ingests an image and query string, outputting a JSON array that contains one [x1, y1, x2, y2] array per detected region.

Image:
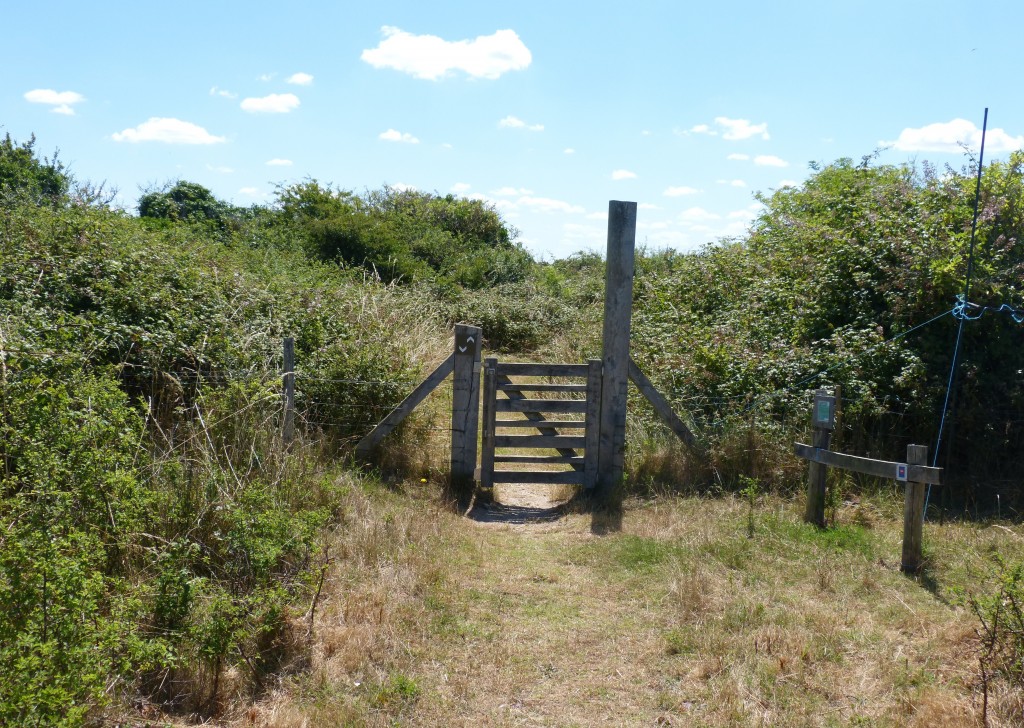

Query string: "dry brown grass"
[[142, 485, 1024, 727]]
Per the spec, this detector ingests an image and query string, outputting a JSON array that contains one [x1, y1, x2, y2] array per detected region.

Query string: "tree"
[[138, 181, 230, 222], [0, 133, 69, 206]]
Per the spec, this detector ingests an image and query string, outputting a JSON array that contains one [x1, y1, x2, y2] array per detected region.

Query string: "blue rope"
[[953, 295, 1024, 323]]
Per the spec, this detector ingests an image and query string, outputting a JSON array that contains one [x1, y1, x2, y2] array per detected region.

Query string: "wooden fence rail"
[[795, 388, 942, 574]]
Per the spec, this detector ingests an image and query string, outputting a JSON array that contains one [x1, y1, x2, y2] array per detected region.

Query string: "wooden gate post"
[[803, 388, 836, 527], [596, 201, 637, 499], [480, 356, 498, 490], [282, 337, 296, 446], [902, 444, 928, 574], [450, 324, 483, 503]]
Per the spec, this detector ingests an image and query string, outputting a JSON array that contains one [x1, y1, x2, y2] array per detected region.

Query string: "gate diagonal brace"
[[627, 358, 701, 453]]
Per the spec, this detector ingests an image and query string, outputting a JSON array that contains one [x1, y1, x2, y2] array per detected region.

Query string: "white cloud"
[[206, 164, 234, 174], [286, 72, 314, 86], [728, 204, 762, 220], [611, 169, 637, 180], [564, 147, 575, 154], [641, 129, 652, 136], [882, 118, 1024, 153], [24, 88, 85, 115], [361, 26, 531, 80], [258, 73, 275, 82], [638, 202, 660, 210], [499, 115, 543, 131], [491, 186, 532, 196], [451, 182, 471, 193], [241, 93, 300, 113], [678, 207, 720, 223], [715, 116, 769, 140], [717, 179, 747, 187], [727, 153, 750, 161], [518, 196, 584, 214], [238, 187, 263, 197], [754, 154, 788, 167], [442, 142, 454, 149], [689, 124, 716, 136], [379, 128, 420, 143], [266, 158, 294, 166], [562, 222, 605, 240], [112, 117, 226, 144], [390, 182, 417, 192], [587, 211, 609, 221], [209, 86, 237, 99], [664, 186, 700, 197]]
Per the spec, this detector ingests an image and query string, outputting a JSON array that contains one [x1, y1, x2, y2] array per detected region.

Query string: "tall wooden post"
[[902, 444, 928, 574], [596, 201, 637, 499], [803, 388, 836, 527], [282, 337, 296, 446], [450, 324, 483, 505]]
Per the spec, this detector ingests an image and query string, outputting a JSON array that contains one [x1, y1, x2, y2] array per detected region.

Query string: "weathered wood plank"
[[597, 201, 637, 497], [450, 325, 483, 500], [495, 398, 588, 414], [496, 382, 589, 393], [802, 428, 831, 528], [492, 470, 586, 485], [584, 358, 602, 490], [355, 353, 455, 456], [493, 455, 585, 464], [480, 357, 498, 489], [902, 445, 928, 574], [494, 435, 587, 449], [794, 442, 943, 485], [494, 419, 585, 429], [495, 362, 589, 378], [627, 358, 698, 450]]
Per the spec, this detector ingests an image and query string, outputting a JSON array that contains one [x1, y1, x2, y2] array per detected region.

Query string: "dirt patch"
[[467, 483, 578, 526]]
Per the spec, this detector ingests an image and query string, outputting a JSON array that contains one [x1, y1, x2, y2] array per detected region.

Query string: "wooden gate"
[[479, 358, 602, 490]]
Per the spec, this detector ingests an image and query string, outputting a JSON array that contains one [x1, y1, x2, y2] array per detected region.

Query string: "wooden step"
[[495, 399, 588, 414], [495, 362, 589, 377], [493, 455, 585, 464], [497, 382, 589, 393], [492, 470, 585, 485], [493, 434, 586, 449], [494, 419, 585, 429]]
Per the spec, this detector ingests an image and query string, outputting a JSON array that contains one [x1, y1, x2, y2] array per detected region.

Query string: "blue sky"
[[3, 0, 1021, 260]]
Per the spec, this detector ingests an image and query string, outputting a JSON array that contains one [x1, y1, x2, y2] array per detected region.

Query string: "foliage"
[[0, 133, 70, 206], [273, 180, 532, 287], [969, 556, 1024, 721], [626, 153, 1024, 501], [139, 180, 231, 221]]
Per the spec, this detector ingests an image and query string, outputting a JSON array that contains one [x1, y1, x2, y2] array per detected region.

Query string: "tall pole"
[[596, 201, 637, 500]]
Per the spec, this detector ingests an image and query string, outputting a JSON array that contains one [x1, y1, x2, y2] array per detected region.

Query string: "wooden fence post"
[[583, 358, 603, 490], [902, 444, 928, 574], [282, 337, 296, 446], [596, 200, 637, 500], [480, 356, 498, 490], [450, 324, 483, 505], [803, 388, 836, 527]]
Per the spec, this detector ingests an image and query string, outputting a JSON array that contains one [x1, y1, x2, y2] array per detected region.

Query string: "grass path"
[[247, 483, 1024, 727]]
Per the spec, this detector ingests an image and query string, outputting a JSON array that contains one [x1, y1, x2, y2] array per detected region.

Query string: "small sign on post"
[[813, 392, 836, 430], [896, 463, 908, 482]]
